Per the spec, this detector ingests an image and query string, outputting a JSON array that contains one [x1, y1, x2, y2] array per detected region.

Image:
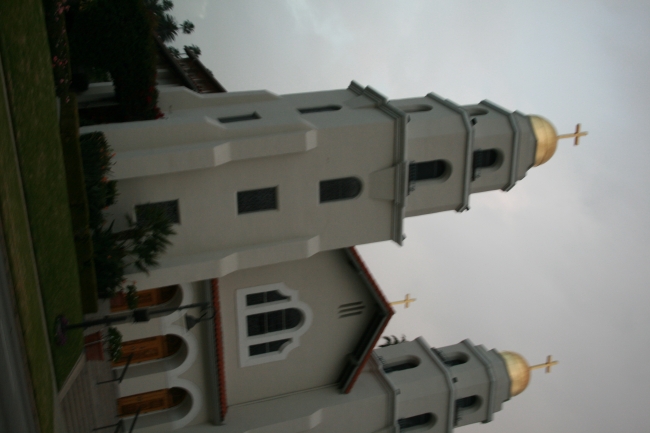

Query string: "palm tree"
[[157, 13, 178, 43], [184, 44, 201, 57], [181, 20, 195, 34]]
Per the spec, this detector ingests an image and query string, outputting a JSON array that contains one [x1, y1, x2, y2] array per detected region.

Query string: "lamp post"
[[54, 301, 214, 345]]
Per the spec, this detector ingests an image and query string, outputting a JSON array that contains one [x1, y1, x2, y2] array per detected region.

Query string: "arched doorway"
[[110, 284, 180, 312], [117, 387, 187, 417], [113, 335, 183, 367]]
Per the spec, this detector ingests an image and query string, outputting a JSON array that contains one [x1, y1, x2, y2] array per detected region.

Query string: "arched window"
[[472, 149, 498, 169], [298, 105, 341, 114], [319, 177, 362, 203], [409, 160, 446, 182], [398, 413, 435, 431], [398, 104, 433, 114], [455, 395, 482, 424], [246, 308, 302, 336], [383, 359, 419, 374], [443, 352, 469, 367], [472, 149, 499, 180], [237, 284, 313, 367]]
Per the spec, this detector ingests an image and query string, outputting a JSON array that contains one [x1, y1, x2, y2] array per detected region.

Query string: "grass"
[[43, 0, 99, 314], [0, 1, 86, 431], [0, 57, 55, 433]]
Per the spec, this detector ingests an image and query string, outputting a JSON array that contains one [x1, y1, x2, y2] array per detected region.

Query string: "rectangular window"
[[249, 339, 291, 356], [237, 187, 277, 214], [135, 200, 180, 225], [218, 112, 260, 123], [246, 290, 289, 306]]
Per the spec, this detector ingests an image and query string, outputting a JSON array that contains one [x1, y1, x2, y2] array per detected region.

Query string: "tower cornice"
[[348, 81, 409, 245]]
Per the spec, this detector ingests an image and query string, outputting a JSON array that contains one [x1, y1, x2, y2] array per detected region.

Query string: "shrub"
[[79, 133, 117, 229], [80, 132, 175, 298]]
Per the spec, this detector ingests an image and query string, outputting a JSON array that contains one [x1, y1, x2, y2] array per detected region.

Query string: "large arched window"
[[246, 308, 302, 336], [319, 177, 362, 203], [237, 283, 313, 367], [398, 413, 435, 431]]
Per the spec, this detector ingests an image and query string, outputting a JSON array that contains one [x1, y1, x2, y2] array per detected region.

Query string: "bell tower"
[[373, 337, 557, 432], [81, 81, 583, 288]]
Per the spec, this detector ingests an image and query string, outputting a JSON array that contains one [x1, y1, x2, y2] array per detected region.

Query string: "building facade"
[[80, 68, 563, 431]]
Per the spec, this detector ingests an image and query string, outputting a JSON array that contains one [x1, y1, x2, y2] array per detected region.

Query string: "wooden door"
[[113, 335, 183, 366], [117, 388, 186, 417]]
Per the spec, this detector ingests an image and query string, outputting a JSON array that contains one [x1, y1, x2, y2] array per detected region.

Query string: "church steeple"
[[373, 337, 555, 431]]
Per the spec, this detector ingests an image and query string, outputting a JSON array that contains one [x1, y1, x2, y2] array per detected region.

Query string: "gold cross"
[[557, 123, 588, 146], [390, 294, 416, 308], [529, 355, 559, 373]]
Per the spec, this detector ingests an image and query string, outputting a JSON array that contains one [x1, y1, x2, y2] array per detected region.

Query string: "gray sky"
[[171, 1, 650, 431]]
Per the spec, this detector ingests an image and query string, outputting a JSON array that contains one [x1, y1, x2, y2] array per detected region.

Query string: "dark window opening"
[[472, 149, 498, 170], [237, 187, 277, 214], [218, 112, 260, 123], [409, 160, 446, 182], [383, 361, 419, 374], [249, 339, 291, 356], [246, 290, 290, 306], [445, 357, 468, 367], [298, 105, 341, 114], [135, 200, 180, 225], [456, 395, 479, 410], [398, 413, 434, 430], [319, 177, 362, 203], [464, 106, 489, 117], [247, 308, 302, 336], [398, 104, 433, 114]]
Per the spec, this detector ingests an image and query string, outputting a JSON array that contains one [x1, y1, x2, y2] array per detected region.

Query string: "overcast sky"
[[170, 1, 650, 431]]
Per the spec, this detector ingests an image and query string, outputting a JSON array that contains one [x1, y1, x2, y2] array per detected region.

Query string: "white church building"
[[79, 44, 570, 432]]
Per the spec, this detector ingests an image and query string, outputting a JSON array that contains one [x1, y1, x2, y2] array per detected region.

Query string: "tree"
[[167, 45, 181, 58], [184, 44, 201, 57], [181, 20, 194, 34], [157, 13, 178, 43]]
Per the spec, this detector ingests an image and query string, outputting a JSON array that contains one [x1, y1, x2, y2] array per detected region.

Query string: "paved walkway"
[[60, 358, 120, 433]]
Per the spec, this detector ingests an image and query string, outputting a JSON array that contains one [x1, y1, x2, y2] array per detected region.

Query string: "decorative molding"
[[348, 81, 408, 244], [479, 100, 520, 191], [417, 337, 456, 433], [426, 93, 474, 212], [461, 339, 496, 423], [371, 353, 399, 433]]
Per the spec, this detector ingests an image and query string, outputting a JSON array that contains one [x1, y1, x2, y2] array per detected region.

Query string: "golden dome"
[[500, 351, 530, 397], [529, 115, 558, 166]]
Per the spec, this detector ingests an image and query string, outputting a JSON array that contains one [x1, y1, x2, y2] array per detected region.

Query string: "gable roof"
[[338, 247, 394, 393], [155, 36, 227, 94]]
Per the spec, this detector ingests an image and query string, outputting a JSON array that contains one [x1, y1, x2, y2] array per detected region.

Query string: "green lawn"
[[0, 0, 87, 431]]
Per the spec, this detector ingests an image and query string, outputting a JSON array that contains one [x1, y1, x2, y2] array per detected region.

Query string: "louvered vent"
[[338, 301, 365, 318]]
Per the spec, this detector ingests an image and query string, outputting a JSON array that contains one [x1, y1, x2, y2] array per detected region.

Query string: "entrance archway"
[[117, 387, 187, 417], [113, 335, 183, 367], [110, 285, 180, 312]]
